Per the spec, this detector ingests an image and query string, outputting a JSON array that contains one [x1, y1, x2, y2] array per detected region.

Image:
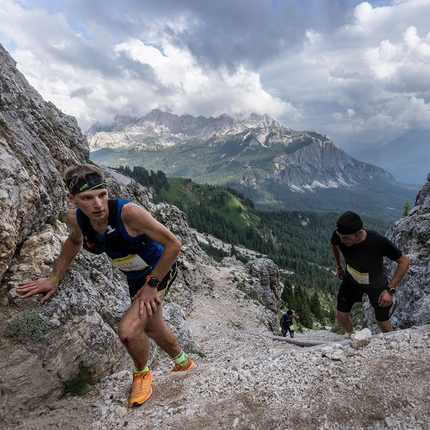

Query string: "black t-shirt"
[[331, 229, 403, 289]]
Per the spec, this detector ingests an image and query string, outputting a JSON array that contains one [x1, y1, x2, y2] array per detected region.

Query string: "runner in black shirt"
[[331, 211, 409, 334]]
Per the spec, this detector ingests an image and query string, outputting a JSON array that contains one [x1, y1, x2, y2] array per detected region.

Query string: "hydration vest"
[[282, 314, 294, 328], [78, 199, 145, 255]]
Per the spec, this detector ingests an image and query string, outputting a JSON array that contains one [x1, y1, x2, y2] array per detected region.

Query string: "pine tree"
[[402, 201, 411, 217], [310, 291, 323, 322]]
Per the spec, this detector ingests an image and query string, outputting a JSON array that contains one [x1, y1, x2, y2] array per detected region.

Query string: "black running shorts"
[[127, 262, 177, 299], [337, 278, 391, 322]]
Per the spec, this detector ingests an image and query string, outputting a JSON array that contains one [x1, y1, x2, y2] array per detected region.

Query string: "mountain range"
[[88, 110, 419, 221]]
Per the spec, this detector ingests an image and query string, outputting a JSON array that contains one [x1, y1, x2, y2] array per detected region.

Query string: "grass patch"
[[190, 349, 206, 358]]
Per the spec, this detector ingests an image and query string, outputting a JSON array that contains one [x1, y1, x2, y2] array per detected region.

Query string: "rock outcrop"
[[0, 43, 88, 280], [245, 258, 282, 315], [359, 173, 430, 331], [385, 173, 430, 328]]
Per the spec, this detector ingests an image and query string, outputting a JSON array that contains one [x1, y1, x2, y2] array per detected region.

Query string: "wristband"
[[336, 265, 343, 269], [45, 274, 61, 282]]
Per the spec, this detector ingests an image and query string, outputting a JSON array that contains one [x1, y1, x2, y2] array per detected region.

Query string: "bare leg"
[[118, 300, 151, 369], [336, 310, 354, 333], [290, 332, 295, 338], [118, 291, 182, 368], [145, 302, 182, 358], [377, 320, 393, 333]]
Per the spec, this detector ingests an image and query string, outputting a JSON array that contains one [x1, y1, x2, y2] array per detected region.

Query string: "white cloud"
[[1, 0, 430, 145], [395, 96, 430, 128]]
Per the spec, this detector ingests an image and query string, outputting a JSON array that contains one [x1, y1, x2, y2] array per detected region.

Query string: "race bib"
[[110, 254, 149, 272], [346, 264, 369, 284], [289, 325, 295, 331]]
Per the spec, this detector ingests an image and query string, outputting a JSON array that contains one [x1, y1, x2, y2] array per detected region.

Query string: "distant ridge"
[[350, 129, 430, 185], [88, 110, 420, 220]]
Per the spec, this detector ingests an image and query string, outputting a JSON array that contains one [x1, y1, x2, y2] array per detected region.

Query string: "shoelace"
[[133, 372, 147, 388]]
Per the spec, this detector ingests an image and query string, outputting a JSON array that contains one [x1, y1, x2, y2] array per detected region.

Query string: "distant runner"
[[280, 310, 300, 338]]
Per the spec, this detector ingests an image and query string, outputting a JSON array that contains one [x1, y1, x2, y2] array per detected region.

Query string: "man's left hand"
[[378, 289, 393, 307]]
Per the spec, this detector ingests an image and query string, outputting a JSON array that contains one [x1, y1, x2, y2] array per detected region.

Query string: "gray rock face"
[[0, 44, 89, 279], [245, 258, 282, 314], [386, 173, 430, 328], [360, 173, 430, 331], [270, 138, 393, 189]]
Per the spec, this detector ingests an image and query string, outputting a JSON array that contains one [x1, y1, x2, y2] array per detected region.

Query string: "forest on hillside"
[[114, 166, 393, 327]]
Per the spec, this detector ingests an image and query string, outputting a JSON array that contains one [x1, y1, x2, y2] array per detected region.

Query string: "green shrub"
[[62, 361, 94, 397], [331, 324, 345, 335], [4, 310, 50, 342], [190, 349, 206, 358]]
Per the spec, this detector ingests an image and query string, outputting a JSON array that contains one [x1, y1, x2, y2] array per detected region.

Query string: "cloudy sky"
[[1, 0, 430, 148]]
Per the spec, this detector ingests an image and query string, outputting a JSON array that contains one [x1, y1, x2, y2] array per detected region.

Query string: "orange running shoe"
[[129, 371, 153, 407], [171, 357, 195, 372]]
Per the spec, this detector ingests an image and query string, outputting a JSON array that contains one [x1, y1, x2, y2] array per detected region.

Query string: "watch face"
[[148, 277, 159, 287], [390, 288, 396, 294]]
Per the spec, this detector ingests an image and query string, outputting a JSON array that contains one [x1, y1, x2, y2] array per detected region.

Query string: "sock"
[[133, 364, 149, 373], [173, 350, 189, 366]]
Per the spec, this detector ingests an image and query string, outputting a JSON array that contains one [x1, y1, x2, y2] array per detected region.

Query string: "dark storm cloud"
[[64, 0, 315, 70], [62, 0, 369, 73]]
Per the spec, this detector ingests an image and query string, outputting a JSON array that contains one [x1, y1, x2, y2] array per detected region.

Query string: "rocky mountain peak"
[[86, 109, 289, 151]]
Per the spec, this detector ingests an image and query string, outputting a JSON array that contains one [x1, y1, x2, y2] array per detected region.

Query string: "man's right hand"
[[131, 285, 162, 319], [15, 278, 58, 304]]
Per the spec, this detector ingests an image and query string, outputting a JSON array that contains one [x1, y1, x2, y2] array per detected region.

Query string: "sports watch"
[[146, 275, 160, 288], [385, 287, 396, 295]]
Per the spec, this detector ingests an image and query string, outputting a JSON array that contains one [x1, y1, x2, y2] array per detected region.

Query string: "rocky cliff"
[[0, 43, 89, 279], [384, 174, 430, 328]]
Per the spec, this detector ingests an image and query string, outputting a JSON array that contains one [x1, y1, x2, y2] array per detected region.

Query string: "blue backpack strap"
[[78, 207, 105, 254], [79, 199, 145, 254]]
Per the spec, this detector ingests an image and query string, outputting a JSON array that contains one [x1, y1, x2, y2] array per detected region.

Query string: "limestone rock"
[[245, 258, 282, 314], [0, 44, 89, 279], [351, 328, 372, 349]]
